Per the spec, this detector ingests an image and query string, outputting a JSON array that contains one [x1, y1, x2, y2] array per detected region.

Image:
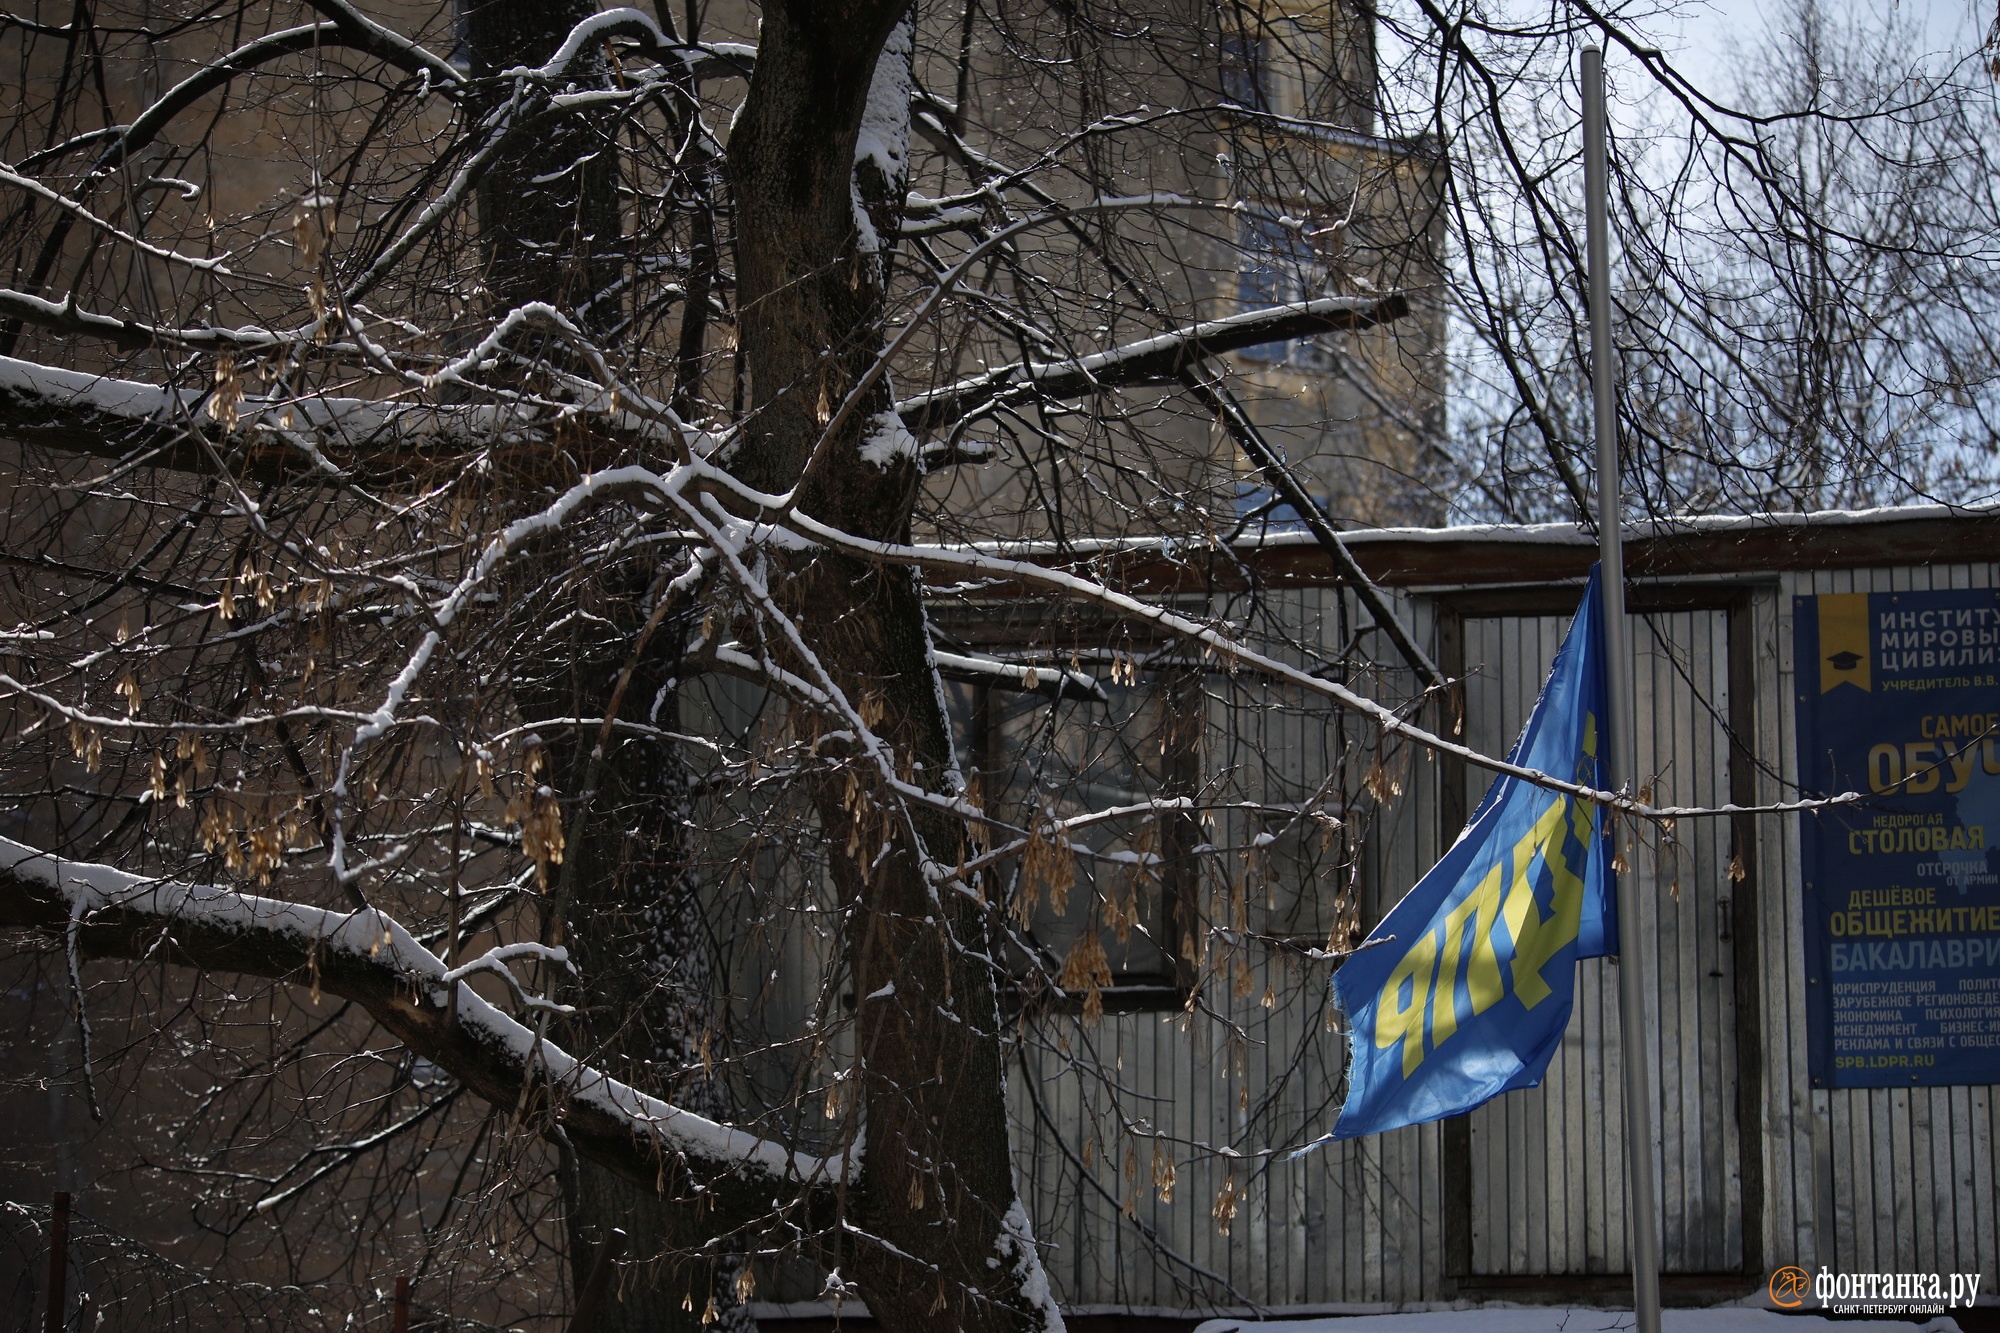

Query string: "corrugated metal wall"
[[1009, 585, 1450, 1311], [728, 554, 2000, 1314], [1458, 607, 1741, 1278], [1012, 560, 1999, 1313]]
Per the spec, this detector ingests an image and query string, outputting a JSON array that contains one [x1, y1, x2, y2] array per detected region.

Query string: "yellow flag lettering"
[[1430, 862, 1505, 1045], [1372, 707, 1600, 1080], [1375, 927, 1439, 1077], [1501, 796, 1592, 1008]]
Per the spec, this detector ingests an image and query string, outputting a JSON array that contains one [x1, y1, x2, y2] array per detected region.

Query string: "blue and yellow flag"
[[1328, 567, 1617, 1140]]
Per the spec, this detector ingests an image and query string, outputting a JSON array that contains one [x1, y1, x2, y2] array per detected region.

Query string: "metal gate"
[[1441, 596, 1753, 1280]]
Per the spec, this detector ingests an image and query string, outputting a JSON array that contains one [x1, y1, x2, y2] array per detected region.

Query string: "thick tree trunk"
[[463, 3, 745, 1329], [458, 0, 1055, 1323], [465, 0, 622, 321], [803, 555, 1038, 1333], [552, 686, 751, 1333], [727, 6, 1055, 1331]]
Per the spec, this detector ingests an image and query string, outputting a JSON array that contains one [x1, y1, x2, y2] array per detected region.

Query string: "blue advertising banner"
[[1794, 588, 2000, 1089]]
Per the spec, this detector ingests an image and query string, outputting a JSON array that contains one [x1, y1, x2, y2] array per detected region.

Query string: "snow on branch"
[[0, 287, 311, 353], [0, 353, 288, 474], [507, 7, 669, 78], [0, 353, 435, 466], [480, 7, 755, 84], [898, 293, 1409, 435], [930, 650, 1107, 703], [0, 835, 838, 1217], [14, 19, 460, 179], [0, 352, 682, 481], [699, 485, 1863, 823], [298, 0, 466, 94], [281, 447, 1855, 830], [0, 163, 234, 275]]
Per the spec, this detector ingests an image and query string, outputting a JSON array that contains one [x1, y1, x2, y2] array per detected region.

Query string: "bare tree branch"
[[0, 352, 601, 480], [0, 835, 834, 1233], [899, 293, 1409, 434]]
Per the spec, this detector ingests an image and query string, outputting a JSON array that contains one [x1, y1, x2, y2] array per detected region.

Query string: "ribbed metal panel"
[[1457, 607, 1742, 1276], [1010, 585, 1447, 1309], [1015, 565, 1997, 1308], [745, 563, 2000, 1312]]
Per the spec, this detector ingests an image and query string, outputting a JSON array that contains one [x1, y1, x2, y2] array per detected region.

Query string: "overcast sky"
[[1640, 0, 1987, 98]]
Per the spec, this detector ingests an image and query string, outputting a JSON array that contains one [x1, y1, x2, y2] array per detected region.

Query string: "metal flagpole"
[[1582, 44, 1663, 1333]]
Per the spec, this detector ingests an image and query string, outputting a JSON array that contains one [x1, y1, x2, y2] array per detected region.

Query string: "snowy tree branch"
[[0, 836, 839, 1225], [0, 295, 1400, 479], [0, 352, 593, 480], [0, 287, 313, 352], [897, 293, 1410, 434]]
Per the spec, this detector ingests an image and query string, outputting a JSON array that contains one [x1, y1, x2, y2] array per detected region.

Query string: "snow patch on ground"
[[1193, 1311, 1965, 1333]]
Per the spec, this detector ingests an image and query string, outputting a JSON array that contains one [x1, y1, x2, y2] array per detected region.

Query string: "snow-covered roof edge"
[[920, 501, 2000, 563]]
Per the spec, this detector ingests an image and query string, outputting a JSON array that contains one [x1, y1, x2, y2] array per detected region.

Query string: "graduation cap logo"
[[1817, 595, 1871, 693]]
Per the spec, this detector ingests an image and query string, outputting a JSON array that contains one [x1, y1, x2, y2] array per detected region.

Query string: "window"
[[449, 0, 473, 72], [1322, 0, 1380, 132], [1236, 212, 1329, 368], [942, 643, 1203, 1008], [934, 606, 1367, 1012], [1219, 34, 1270, 111], [1231, 473, 1329, 532]]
